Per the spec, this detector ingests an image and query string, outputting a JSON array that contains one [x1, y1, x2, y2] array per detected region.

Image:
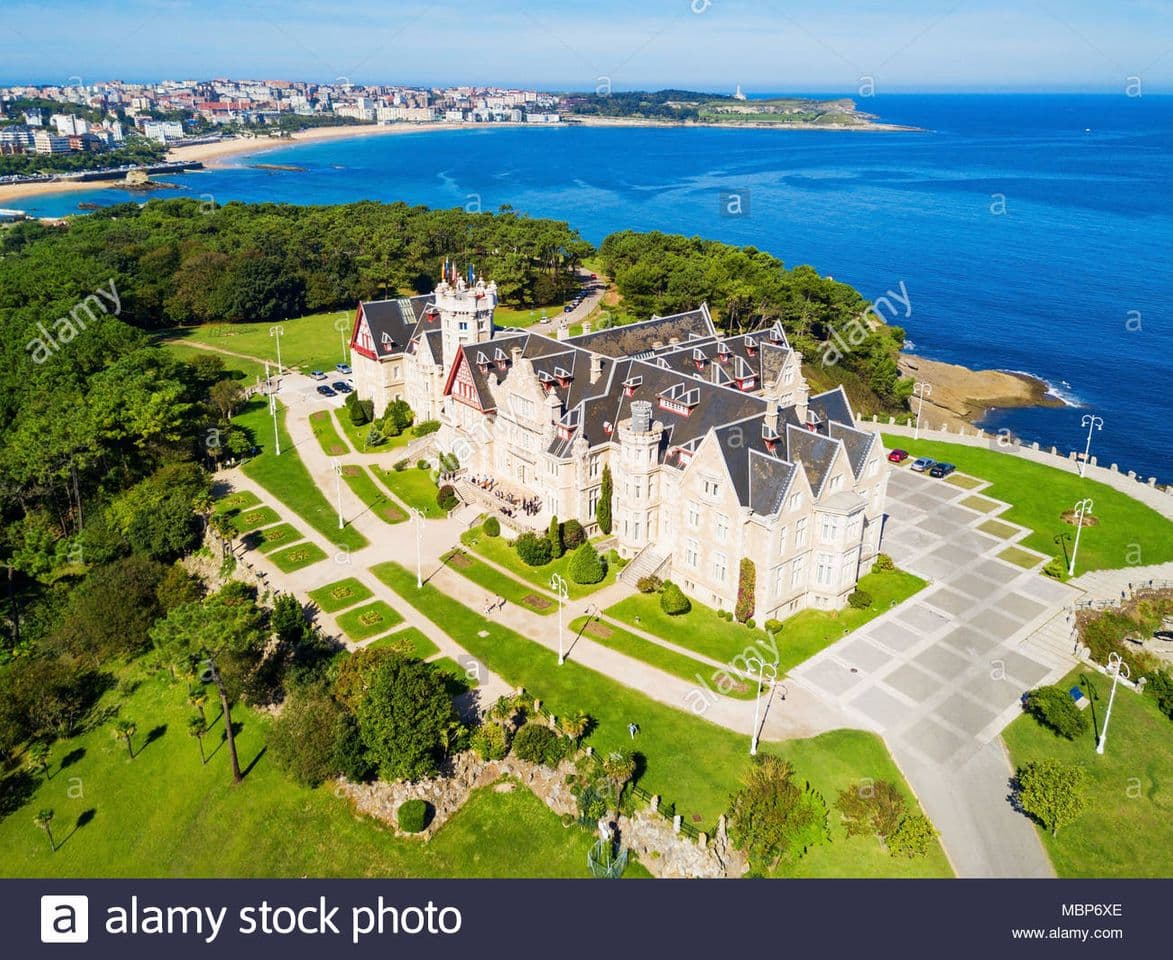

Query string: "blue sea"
[[21, 94, 1173, 482]]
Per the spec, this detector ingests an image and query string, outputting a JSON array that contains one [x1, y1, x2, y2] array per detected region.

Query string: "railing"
[[629, 784, 702, 840]]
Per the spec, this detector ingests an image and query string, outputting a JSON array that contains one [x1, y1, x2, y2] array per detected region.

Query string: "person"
[[496, 595, 505, 611], [628, 722, 639, 739]]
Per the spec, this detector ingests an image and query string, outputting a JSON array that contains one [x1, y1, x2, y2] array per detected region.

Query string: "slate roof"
[[564, 306, 716, 358], [355, 294, 434, 359]]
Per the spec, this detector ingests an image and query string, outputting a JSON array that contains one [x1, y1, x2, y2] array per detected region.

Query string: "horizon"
[[4, 1, 1172, 93]]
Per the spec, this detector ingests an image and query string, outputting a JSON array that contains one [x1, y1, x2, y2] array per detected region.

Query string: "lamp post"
[[746, 656, 778, 756], [268, 385, 281, 456], [1078, 414, 1104, 478], [413, 508, 424, 588], [913, 381, 932, 440], [550, 572, 569, 665], [269, 323, 285, 375], [1068, 497, 1094, 577], [331, 458, 344, 530], [1096, 652, 1129, 755], [334, 315, 350, 365]]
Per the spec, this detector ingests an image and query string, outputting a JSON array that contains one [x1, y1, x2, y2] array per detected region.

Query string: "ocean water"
[[21, 94, 1173, 481]]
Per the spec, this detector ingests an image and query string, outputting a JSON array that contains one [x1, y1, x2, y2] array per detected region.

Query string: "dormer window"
[[476, 350, 490, 371], [744, 335, 757, 357], [622, 374, 642, 397], [603, 420, 614, 436], [692, 348, 707, 371], [554, 365, 572, 387], [493, 347, 509, 370], [769, 324, 784, 343], [380, 331, 395, 351], [658, 382, 700, 417], [538, 370, 555, 393], [716, 341, 732, 362], [762, 420, 779, 452]]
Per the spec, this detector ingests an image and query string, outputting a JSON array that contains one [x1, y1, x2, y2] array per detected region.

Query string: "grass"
[[365, 627, 440, 660], [242, 522, 304, 554], [441, 548, 556, 616], [372, 465, 445, 518], [1001, 668, 1173, 878], [978, 518, 1020, 540], [335, 600, 404, 641], [946, 473, 985, 490], [606, 593, 775, 666], [569, 615, 757, 700], [268, 541, 329, 573], [0, 672, 616, 878], [213, 489, 261, 514], [960, 494, 1001, 514], [432, 656, 480, 694], [999, 545, 1043, 569], [307, 577, 374, 614], [341, 465, 406, 524], [161, 310, 351, 376], [235, 398, 368, 550], [229, 506, 281, 533], [461, 525, 620, 600], [160, 341, 269, 384], [309, 410, 348, 457], [334, 411, 418, 455], [882, 434, 1173, 574]]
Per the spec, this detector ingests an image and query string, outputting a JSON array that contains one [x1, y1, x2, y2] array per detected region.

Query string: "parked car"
[[589, 273, 597, 279], [336, 362, 352, 374], [309, 370, 327, 381], [888, 449, 910, 463], [1154, 630, 1173, 642], [332, 381, 352, 394], [563, 304, 574, 313], [316, 385, 336, 397], [910, 457, 936, 473], [929, 462, 956, 478]]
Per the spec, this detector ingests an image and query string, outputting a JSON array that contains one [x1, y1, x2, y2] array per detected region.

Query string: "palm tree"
[[559, 712, 590, 745], [34, 809, 55, 852], [26, 742, 50, 782], [602, 751, 637, 811], [112, 718, 137, 759], [188, 714, 208, 765], [188, 685, 208, 726]]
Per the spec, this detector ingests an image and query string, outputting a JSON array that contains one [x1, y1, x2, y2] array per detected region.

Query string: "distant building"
[[33, 130, 71, 153], [525, 112, 560, 124], [51, 113, 87, 136], [141, 120, 184, 142], [733, 84, 748, 101]]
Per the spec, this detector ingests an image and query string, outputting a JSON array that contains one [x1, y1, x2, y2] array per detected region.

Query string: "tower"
[[614, 401, 664, 556], [434, 274, 497, 369]]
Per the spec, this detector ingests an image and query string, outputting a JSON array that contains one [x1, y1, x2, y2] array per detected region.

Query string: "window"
[[715, 513, 729, 543], [820, 515, 839, 544], [777, 525, 787, 554], [589, 456, 601, 478], [795, 517, 809, 547], [775, 564, 787, 596], [393, 364, 401, 379], [783, 367, 796, 385], [512, 396, 535, 420], [790, 554, 805, 587], [687, 500, 700, 529], [713, 552, 728, 583], [458, 321, 468, 332], [686, 538, 699, 569], [588, 488, 600, 517], [816, 553, 834, 587], [703, 477, 721, 499], [841, 556, 856, 587], [830, 474, 844, 493], [847, 514, 862, 541], [789, 492, 804, 511], [867, 458, 878, 477]]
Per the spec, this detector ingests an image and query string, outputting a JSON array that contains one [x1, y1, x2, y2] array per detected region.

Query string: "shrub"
[[436, 484, 459, 511], [1015, 759, 1089, 837], [606, 548, 627, 569], [597, 465, 613, 534], [471, 721, 510, 761], [765, 619, 784, 635], [1043, 558, 1066, 580], [397, 798, 432, 833], [393, 459, 409, 472], [728, 755, 830, 868], [561, 519, 586, 550], [660, 581, 691, 616], [887, 814, 935, 858], [482, 516, 501, 538], [1146, 668, 1173, 721], [871, 553, 895, 573], [416, 459, 430, 471], [359, 399, 374, 423], [1023, 684, 1089, 740], [511, 722, 567, 766], [735, 558, 756, 623], [515, 532, 553, 566], [847, 590, 873, 610], [268, 692, 347, 788], [745, 618, 756, 629], [636, 575, 662, 594], [332, 714, 374, 782], [568, 542, 605, 585], [414, 419, 441, 437], [549, 516, 564, 559]]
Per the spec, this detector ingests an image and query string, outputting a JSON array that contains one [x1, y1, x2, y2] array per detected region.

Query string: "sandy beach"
[[898, 354, 1065, 432]]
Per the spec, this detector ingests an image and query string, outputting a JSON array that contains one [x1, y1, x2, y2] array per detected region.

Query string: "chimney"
[[669, 336, 680, 346], [581, 321, 592, 335], [651, 340, 664, 350], [590, 353, 604, 385], [765, 398, 778, 434], [510, 345, 523, 366]]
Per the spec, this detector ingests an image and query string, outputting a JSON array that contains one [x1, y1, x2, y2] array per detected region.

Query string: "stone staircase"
[[619, 545, 669, 586], [1069, 562, 1173, 605], [1021, 609, 1080, 663]]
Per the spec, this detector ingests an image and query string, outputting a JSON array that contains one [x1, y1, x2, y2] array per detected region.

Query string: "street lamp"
[[745, 656, 778, 756], [1078, 414, 1104, 478], [1068, 497, 1094, 577], [269, 323, 285, 375], [268, 384, 281, 456], [550, 572, 569, 665], [1096, 652, 1129, 755], [913, 381, 932, 440], [331, 458, 344, 530], [334, 315, 350, 365], [413, 508, 424, 588]]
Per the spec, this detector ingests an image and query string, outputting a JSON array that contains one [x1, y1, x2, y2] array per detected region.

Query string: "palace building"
[[349, 275, 889, 620]]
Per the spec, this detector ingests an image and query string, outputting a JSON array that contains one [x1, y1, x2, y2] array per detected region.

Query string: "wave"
[[1002, 369, 1082, 407]]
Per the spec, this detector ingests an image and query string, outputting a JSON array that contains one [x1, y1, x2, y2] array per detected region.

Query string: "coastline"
[[898, 354, 1065, 432], [569, 115, 922, 133]]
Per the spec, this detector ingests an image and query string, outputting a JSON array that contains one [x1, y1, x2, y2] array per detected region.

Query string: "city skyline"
[[4, 0, 1173, 92]]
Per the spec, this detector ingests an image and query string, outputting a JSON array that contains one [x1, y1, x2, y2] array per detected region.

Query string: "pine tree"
[[549, 516, 563, 558], [597, 465, 613, 534]]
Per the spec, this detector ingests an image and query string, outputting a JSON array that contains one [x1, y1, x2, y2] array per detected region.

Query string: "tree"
[[188, 713, 208, 764], [355, 656, 457, 781], [602, 750, 637, 809], [112, 717, 137, 759], [727, 755, 830, 868], [568, 542, 605, 585], [436, 484, 458, 511], [187, 685, 208, 725], [561, 519, 586, 550], [515, 532, 552, 566], [511, 722, 567, 767], [660, 581, 691, 615], [270, 593, 307, 645], [26, 741, 50, 783], [1015, 759, 1090, 837], [34, 808, 55, 852], [269, 691, 348, 787], [1023, 685, 1089, 741], [597, 466, 613, 534], [482, 516, 501, 537], [209, 379, 245, 421], [834, 780, 907, 841], [559, 711, 590, 744], [549, 516, 563, 559], [735, 557, 756, 623], [887, 815, 935, 859]]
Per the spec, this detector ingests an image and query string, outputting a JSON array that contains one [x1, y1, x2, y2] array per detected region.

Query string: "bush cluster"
[[515, 532, 552, 567], [511, 722, 568, 766], [660, 581, 691, 616], [1023, 684, 1089, 740], [871, 553, 895, 573], [436, 484, 459, 511], [482, 516, 501, 537], [568, 542, 605, 585], [397, 798, 431, 833], [636, 575, 662, 594], [847, 590, 873, 610]]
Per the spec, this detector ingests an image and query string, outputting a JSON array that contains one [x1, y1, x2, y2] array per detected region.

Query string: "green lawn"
[[0, 672, 616, 878], [569, 615, 757, 700], [334, 410, 417, 454], [213, 489, 261, 514], [307, 577, 374, 614], [229, 506, 281, 533], [160, 310, 352, 375], [335, 600, 404, 641], [372, 465, 445, 518], [461, 525, 620, 600], [235, 398, 367, 550], [1001, 668, 1173, 878], [341, 465, 406, 524], [442, 548, 557, 616], [309, 410, 348, 457], [606, 593, 775, 666], [882, 434, 1173, 575], [432, 656, 480, 694], [268, 541, 329, 573], [160, 341, 269, 384], [242, 522, 304, 554], [365, 627, 440, 660]]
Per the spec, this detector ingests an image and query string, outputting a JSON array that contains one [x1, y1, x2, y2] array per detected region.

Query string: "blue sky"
[[3, 0, 1172, 92]]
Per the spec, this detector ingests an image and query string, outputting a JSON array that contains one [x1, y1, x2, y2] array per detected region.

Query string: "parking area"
[[791, 466, 1078, 770]]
